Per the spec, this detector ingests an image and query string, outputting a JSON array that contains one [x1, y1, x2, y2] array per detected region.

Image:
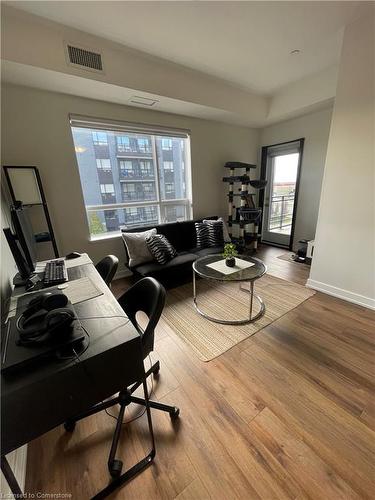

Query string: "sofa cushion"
[[146, 234, 177, 265], [192, 246, 224, 258], [203, 219, 224, 247], [203, 217, 231, 243], [195, 222, 210, 249], [134, 253, 197, 277], [121, 217, 219, 261], [156, 221, 197, 252], [122, 228, 157, 267]]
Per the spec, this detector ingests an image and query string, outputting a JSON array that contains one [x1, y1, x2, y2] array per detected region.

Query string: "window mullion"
[[152, 135, 163, 224]]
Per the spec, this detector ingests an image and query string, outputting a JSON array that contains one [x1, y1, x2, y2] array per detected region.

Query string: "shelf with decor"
[[222, 161, 267, 253]]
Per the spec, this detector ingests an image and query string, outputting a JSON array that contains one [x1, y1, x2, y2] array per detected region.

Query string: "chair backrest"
[[95, 255, 119, 286], [117, 277, 166, 356]]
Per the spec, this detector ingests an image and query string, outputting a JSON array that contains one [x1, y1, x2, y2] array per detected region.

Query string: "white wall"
[[308, 11, 375, 309], [1, 84, 259, 274], [1, 5, 267, 127], [260, 106, 333, 249]]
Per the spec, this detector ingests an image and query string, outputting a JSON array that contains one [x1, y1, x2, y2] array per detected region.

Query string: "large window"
[[71, 118, 192, 237]]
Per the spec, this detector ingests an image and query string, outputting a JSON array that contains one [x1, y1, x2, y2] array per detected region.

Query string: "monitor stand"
[[13, 272, 29, 287], [13, 272, 42, 290]]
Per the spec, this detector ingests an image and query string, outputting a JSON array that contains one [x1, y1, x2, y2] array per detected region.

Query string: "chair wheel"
[[169, 407, 180, 419], [153, 361, 160, 377], [109, 459, 123, 478], [64, 420, 76, 432]]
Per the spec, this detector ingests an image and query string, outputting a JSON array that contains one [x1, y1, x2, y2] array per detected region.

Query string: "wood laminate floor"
[[25, 245, 375, 499]]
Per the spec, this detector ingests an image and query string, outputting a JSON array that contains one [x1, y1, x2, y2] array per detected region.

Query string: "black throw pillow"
[[146, 234, 177, 265], [203, 220, 224, 247], [195, 220, 224, 249], [195, 222, 210, 249]]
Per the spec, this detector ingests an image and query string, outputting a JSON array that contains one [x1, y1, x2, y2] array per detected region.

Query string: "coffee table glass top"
[[193, 254, 266, 282]]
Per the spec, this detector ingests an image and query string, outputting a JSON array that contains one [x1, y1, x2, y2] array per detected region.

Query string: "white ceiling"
[[4, 1, 360, 95]]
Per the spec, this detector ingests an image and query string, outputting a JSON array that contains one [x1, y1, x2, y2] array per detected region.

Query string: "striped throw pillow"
[[203, 219, 224, 247], [146, 234, 177, 265], [195, 222, 210, 249]]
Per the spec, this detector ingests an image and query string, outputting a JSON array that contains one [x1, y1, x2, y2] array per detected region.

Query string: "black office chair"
[[64, 277, 179, 495], [95, 255, 119, 286]]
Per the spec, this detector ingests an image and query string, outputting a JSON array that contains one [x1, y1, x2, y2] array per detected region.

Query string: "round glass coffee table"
[[192, 254, 267, 325]]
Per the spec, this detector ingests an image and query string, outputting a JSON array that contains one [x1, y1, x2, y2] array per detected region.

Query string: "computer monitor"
[[10, 205, 37, 272], [3, 228, 32, 281]]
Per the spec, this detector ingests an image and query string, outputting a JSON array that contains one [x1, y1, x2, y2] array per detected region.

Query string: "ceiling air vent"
[[129, 96, 159, 107], [67, 44, 103, 72]]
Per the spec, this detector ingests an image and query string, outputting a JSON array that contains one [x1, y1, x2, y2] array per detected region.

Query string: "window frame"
[[70, 117, 193, 240]]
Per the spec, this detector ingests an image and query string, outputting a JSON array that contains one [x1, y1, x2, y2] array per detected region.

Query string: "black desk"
[[1, 261, 149, 498]]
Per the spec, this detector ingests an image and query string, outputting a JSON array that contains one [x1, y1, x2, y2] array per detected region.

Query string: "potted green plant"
[[222, 243, 238, 267]]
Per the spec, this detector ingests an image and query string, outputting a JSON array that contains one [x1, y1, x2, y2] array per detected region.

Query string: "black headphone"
[[16, 292, 76, 345]]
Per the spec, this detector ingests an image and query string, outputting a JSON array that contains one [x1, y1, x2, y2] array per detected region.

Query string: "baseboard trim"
[[306, 279, 375, 310]]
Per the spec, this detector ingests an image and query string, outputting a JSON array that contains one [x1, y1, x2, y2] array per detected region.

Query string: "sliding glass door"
[[261, 139, 304, 248]]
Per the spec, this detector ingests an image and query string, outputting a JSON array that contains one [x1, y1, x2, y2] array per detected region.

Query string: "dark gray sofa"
[[121, 217, 223, 287]]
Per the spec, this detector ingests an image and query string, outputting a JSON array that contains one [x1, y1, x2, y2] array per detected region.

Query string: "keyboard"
[[43, 260, 68, 286]]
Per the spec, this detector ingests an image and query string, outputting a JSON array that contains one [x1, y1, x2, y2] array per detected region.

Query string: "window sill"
[[89, 231, 122, 242]]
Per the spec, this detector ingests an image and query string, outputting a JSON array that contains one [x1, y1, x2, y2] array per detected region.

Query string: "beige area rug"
[[162, 274, 315, 361]]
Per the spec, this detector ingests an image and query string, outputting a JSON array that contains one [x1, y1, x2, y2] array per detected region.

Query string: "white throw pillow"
[[122, 228, 157, 267], [203, 217, 231, 243]]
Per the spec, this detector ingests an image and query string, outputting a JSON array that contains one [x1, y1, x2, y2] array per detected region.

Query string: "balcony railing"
[[119, 170, 155, 180], [97, 169, 114, 182], [124, 214, 159, 226], [122, 192, 156, 202], [117, 146, 152, 154], [269, 194, 295, 231], [86, 198, 191, 237], [101, 193, 116, 204]]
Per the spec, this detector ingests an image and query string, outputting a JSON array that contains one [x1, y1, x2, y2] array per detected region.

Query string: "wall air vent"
[[66, 44, 103, 72], [129, 96, 159, 107]]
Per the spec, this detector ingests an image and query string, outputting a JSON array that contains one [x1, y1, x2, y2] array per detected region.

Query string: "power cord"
[[104, 354, 154, 425], [70, 324, 154, 427]]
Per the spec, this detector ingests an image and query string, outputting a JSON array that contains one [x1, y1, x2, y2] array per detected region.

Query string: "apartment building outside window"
[[92, 131, 108, 145], [165, 182, 175, 198], [162, 138, 173, 150], [117, 135, 152, 154], [71, 116, 192, 237], [96, 159, 112, 171], [138, 137, 152, 153], [117, 136, 131, 153], [139, 160, 154, 177], [100, 183, 115, 203], [163, 161, 174, 172], [119, 160, 135, 177]]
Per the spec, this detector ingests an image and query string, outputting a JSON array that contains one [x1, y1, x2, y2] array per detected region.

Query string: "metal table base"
[[192, 271, 266, 325]]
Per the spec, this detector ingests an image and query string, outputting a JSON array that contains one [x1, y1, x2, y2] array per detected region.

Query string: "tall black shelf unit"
[[223, 162, 267, 252], [3, 165, 59, 259]]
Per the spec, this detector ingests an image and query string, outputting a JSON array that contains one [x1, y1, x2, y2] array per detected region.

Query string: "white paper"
[[206, 258, 255, 275]]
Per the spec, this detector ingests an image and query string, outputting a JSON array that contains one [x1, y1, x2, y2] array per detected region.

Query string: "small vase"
[[225, 257, 236, 267]]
